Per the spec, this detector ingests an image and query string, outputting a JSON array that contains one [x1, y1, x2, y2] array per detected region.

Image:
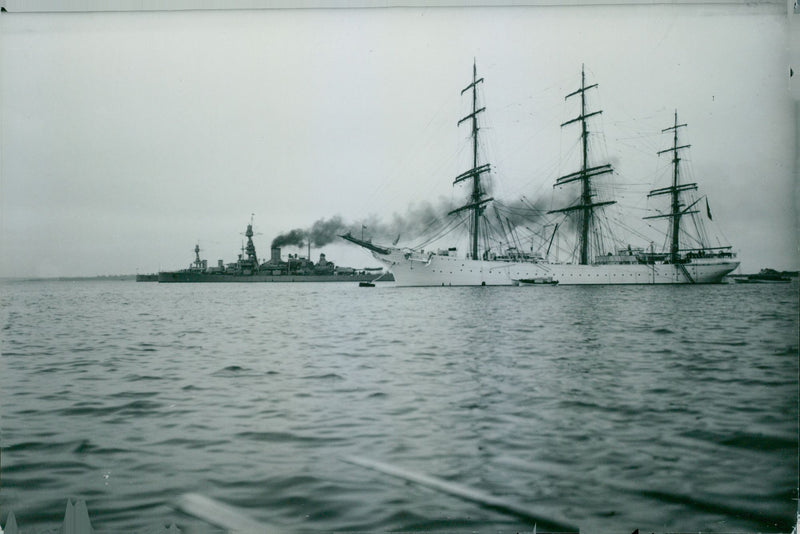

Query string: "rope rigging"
[[352, 64, 734, 274]]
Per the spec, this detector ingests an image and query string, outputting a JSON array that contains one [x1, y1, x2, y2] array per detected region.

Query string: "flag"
[[706, 198, 713, 220]]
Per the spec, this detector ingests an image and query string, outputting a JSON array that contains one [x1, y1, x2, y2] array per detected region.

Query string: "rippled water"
[[1, 280, 797, 532]]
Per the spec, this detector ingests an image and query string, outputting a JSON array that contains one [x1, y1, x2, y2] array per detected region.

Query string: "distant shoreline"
[[0, 275, 138, 282]]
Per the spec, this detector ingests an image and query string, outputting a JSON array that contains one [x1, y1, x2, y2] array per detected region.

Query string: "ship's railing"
[[684, 249, 736, 260]]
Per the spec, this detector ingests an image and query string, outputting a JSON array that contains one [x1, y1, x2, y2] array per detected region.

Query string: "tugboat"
[[733, 268, 791, 283], [513, 277, 558, 286]]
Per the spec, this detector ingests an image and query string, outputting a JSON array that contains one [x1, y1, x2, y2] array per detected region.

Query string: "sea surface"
[[1, 279, 797, 533]]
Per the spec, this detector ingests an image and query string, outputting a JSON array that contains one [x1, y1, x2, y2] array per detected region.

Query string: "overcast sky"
[[0, 3, 796, 277]]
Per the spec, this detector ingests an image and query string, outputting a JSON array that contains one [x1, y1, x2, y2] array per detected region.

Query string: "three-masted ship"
[[342, 64, 739, 286]]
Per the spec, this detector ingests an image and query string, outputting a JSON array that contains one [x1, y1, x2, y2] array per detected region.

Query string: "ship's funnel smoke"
[[494, 197, 549, 227], [271, 199, 460, 250], [309, 216, 347, 246], [271, 228, 307, 248], [270, 217, 349, 249], [354, 199, 459, 245], [272, 194, 561, 251]]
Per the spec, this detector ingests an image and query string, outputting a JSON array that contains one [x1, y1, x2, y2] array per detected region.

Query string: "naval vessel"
[[158, 220, 393, 283]]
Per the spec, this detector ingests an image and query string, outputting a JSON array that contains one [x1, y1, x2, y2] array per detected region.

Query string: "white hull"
[[374, 249, 739, 286]]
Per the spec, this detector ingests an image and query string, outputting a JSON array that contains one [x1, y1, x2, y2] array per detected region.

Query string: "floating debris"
[[342, 455, 578, 532], [175, 493, 277, 533]]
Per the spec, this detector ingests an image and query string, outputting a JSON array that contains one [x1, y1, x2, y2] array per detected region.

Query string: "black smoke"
[[353, 199, 458, 246], [270, 193, 559, 251], [270, 199, 459, 250], [493, 196, 549, 228], [270, 217, 350, 249], [271, 228, 307, 248], [308, 216, 347, 246]]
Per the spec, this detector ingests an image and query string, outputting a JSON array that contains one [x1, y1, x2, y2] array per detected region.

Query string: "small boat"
[[514, 277, 558, 286], [359, 281, 375, 288], [733, 269, 791, 283]]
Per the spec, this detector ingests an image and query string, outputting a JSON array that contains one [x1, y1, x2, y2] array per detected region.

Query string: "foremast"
[[239, 214, 259, 272], [548, 65, 615, 265], [644, 111, 698, 263], [448, 60, 493, 260], [192, 244, 203, 270]]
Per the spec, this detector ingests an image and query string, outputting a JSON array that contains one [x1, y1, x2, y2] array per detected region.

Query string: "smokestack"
[[271, 247, 281, 263], [308, 241, 311, 262]]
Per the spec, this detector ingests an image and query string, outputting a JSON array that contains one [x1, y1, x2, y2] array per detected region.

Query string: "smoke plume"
[[270, 193, 562, 251], [308, 216, 348, 246], [353, 199, 459, 246], [271, 228, 307, 248], [270, 217, 350, 249]]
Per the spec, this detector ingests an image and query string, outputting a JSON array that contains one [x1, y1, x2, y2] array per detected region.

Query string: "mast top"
[[565, 64, 598, 100], [662, 109, 687, 132], [461, 59, 484, 96]]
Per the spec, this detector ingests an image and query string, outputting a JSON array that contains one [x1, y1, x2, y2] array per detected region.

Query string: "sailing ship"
[[342, 64, 739, 286]]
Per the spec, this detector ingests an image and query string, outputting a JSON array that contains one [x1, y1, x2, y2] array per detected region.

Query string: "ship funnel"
[[270, 247, 281, 263]]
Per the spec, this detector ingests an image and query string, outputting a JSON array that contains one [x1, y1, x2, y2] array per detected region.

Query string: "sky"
[[0, 2, 796, 277]]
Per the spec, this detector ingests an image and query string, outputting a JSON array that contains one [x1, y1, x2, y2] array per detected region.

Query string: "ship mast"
[[645, 110, 697, 263], [449, 60, 493, 260], [548, 65, 615, 265], [193, 243, 202, 269], [244, 214, 259, 266]]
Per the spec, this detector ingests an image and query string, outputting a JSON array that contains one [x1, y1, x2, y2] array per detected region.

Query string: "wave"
[[301, 373, 344, 380]]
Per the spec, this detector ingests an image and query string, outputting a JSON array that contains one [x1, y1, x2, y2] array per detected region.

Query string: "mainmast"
[[548, 65, 615, 265], [449, 60, 493, 260], [645, 110, 697, 263]]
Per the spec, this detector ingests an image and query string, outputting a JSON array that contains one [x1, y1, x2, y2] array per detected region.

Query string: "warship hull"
[[158, 271, 393, 283]]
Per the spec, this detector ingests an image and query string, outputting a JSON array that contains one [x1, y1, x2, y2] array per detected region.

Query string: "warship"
[[342, 63, 738, 286], [158, 219, 392, 283]]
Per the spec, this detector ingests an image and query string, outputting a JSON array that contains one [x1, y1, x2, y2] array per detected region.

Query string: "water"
[[1, 280, 797, 533]]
